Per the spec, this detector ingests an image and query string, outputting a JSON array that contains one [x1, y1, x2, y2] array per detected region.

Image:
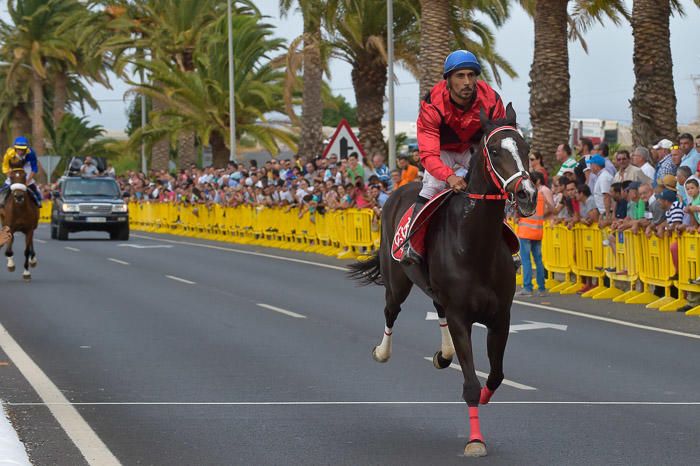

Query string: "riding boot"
[[400, 195, 429, 265], [513, 254, 522, 272], [0, 185, 9, 209], [27, 184, 41, 207]]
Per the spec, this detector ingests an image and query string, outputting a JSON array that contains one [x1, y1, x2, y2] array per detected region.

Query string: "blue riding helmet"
[[443, 50, 482, 79], [13, 136, 29, 150]]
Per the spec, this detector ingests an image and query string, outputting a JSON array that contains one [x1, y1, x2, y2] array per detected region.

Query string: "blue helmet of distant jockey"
[[0, 136, 42, 207]]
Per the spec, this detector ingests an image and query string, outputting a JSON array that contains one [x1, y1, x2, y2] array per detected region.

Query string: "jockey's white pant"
[[418, 149, 472, 199]]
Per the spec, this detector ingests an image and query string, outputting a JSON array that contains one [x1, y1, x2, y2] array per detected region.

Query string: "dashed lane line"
[[256, 303, 307, 319], [64, 247, 80, 252], [422, 357, 537, 391], [35, 239, 47, 244], [107, 258, 129, 266], [165, 275, 196, 285], [0, 322, 120, 465]]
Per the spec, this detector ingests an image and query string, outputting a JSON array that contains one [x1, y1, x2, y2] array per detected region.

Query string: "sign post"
[[38, 155, 61, 184]]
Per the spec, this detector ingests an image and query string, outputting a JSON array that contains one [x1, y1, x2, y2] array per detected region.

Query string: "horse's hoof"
[[464, 440, 487, 457], [432, 351, 452, 369], [30, 260, 37, 268], [22, 274, 31, 281], [372, 347, 389, 363], [7, 266, 14, 272]]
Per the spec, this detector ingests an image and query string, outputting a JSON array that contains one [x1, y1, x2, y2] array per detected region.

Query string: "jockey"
[[1, 136, 42, 207], [400, 50, 505, 264]]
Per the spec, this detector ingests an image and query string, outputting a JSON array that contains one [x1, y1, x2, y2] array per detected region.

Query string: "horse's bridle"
[[466, 125, 529, 202]]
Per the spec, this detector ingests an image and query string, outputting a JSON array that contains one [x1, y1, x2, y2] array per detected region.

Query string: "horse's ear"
[[505, 102, 516, 125], [479, 106, 489, 128]]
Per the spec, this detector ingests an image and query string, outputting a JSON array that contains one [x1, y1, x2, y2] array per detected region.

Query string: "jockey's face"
[[447, 69, 477, 105], [15, 148, 26, 157]]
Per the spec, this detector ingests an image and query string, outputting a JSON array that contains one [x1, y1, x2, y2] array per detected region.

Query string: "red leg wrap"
[[479, 386, 494, 405], [468, 406, 484, 443]]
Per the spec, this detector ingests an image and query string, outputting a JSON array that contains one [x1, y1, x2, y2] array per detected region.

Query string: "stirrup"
[[400, 244, 422, 265], [512, 254, 522, 272]]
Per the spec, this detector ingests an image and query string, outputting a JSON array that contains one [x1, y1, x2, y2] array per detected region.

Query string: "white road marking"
[[165, 275, 196, 285], [425, 314, 567, 334], [118, 244, 173, 249], [132, 233, 700, 341], [513, 300, 700, 341], [64, 247, 80, 252], [132, 234, 347, 271], [423, 357, 537, 391], [509, 321, 568, 334], [107, 258, 129, 266], [0, 322, 120, 465], [256, 303, 307, 319], [35, 239, 47, 244], [5, 401, 699, 406]]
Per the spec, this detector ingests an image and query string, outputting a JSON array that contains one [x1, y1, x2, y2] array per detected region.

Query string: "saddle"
[[391, 189, 520, 262]]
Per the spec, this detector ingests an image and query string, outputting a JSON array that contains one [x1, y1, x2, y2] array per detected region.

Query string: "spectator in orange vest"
[[397, 155, 419, 187], [515, 171, 548, 297]]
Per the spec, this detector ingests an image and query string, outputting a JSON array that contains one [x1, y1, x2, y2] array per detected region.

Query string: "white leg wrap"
[[7, 257, 14, 268], [439, 318, 455, 360], [374, 326, 393, 361]]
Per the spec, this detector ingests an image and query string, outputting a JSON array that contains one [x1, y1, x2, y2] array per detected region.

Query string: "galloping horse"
[[1, 169, 39, 280], [348, 104, 536, 457]]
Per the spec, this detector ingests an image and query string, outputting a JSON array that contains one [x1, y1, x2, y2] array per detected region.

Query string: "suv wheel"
[[56, 222, 68, 241], [50, 223, 57, 239], [110, 225, 129, 241]]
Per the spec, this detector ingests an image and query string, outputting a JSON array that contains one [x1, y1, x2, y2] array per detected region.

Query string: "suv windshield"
[[63, 178, 120, 197]]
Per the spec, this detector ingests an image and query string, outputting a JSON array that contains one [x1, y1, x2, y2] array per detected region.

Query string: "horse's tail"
[[346, 253, 383, 286]]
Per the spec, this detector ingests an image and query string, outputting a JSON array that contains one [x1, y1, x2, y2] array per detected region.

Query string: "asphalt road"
[[0, 225, 699, 465]]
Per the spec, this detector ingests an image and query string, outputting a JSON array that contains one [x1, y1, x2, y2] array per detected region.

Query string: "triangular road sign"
[[322, 118, 366, 160]]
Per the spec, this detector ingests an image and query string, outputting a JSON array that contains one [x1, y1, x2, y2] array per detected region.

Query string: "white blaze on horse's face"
[[500, 137, 536, 194]]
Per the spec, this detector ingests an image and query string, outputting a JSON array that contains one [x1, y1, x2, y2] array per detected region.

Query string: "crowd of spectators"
[[100, 151, 425, 219], [515, 133, 700, 305]]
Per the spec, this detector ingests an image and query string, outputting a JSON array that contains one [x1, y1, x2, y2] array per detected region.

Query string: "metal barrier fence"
[[37, 201, 699, 316]]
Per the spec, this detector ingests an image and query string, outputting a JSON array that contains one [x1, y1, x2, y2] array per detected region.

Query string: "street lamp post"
[[387, 0, 396, 169], [139, 66, 147, 173], [227, 0, 237, 161]]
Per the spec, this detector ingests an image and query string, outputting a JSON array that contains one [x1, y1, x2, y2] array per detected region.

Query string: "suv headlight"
[[62, 204, 79, 213], [112, 204, 128, 213]]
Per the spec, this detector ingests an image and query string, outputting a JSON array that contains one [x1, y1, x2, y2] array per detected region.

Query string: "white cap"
[[653, 139, 673, 150]]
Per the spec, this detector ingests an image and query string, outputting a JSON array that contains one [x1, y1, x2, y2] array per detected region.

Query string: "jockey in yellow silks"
[[1, 136, 42, 207]]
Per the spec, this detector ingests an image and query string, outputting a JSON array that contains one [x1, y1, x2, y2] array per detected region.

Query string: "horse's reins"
[[392, 125, 529, 254]]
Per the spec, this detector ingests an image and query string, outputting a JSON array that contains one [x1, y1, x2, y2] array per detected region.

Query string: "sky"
[[6, 0, 700, 131]]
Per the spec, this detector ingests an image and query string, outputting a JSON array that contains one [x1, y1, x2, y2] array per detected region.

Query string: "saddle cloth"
[[391, 189, 520, 262]]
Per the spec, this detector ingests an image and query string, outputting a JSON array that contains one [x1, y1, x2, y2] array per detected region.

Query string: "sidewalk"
[[0, 403, 31, 465]]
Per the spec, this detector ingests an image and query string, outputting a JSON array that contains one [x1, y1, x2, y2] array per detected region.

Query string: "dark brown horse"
[[348, 104, 536, 457], [1, 169, 39, 280]]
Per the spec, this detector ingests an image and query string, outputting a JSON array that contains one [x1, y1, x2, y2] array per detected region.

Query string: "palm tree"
[[45, 113, 118, 173], [523, 0, 627, 166], [280, 0, 334, 160], [630, 0, 699, 146], [127, 12, 297, 167], [0, 0, 80, 156], [417, 0, 513, 98]]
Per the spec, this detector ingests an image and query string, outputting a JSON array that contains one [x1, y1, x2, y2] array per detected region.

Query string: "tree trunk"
[[352, 51, 388, 159], [178, 131, 197, 169], [11, 106, 32, 141], [418, 0, 451, 99], [630, 0, 676, 147], [150, 90, 170, 172], [210, 131, 229, 168], [30, 72, 45, 156], [53, 71, 68, 128], [529, 0, 569, 170], [297, 27, 324, 160]]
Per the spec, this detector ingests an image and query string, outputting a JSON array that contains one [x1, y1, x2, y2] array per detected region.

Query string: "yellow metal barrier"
[[672, 233, 700, 315]]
